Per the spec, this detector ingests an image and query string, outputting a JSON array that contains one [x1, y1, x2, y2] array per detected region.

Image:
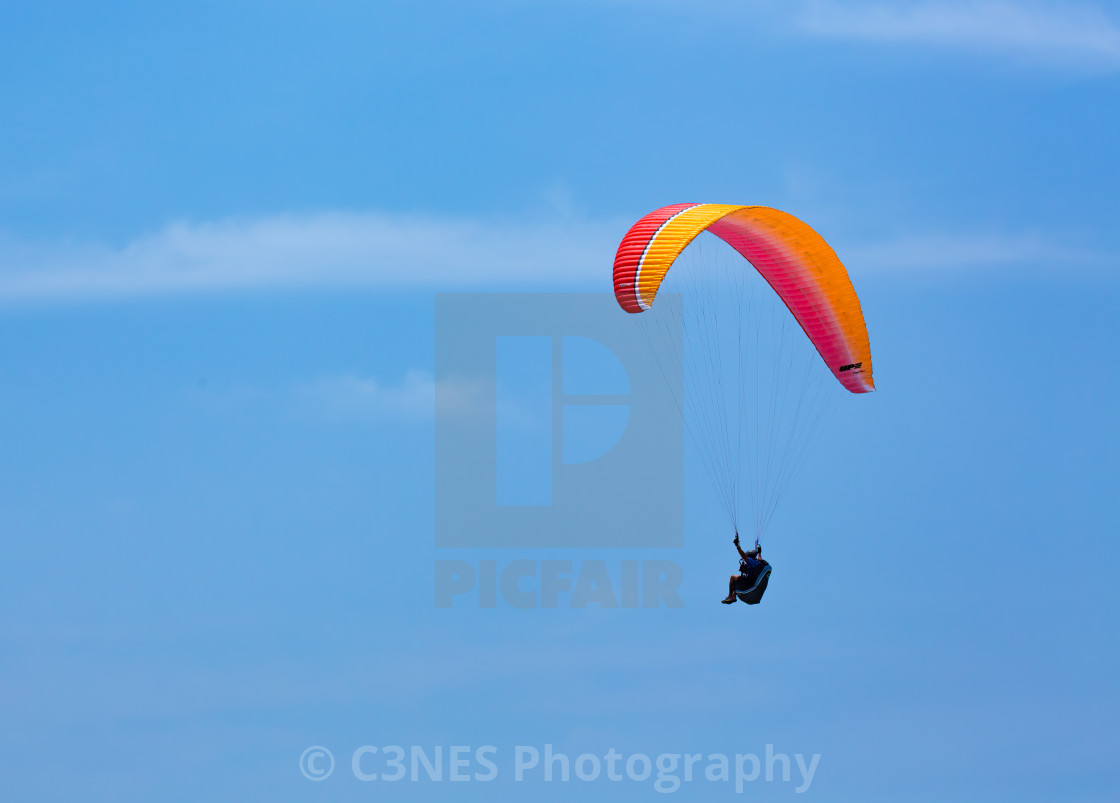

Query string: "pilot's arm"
[[733, 534, 759, 561]]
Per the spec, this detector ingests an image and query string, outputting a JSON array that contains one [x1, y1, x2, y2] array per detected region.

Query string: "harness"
[[735, 538, 770, 604], [738, 536, 762, 575]]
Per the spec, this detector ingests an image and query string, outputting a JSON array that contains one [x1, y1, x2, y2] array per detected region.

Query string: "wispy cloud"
[[0, 211, 619, 303], [845, 231, 1092, 274], [190, 370, 537, 426], [293, 370, 440, 421], [189, 370, 497, 423], [295, 371, 516, 424], [795, 1, 1120, 68], [0, 210, 1096, 304]]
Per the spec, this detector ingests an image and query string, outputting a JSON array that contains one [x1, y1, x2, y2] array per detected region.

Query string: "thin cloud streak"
[[0, 210, 1095, 303], [293, 371, 440, 421], [190, 370, 536, 426], [796, 1, 1120, 68], [189, 370, 488, 423], [0, 212, 619, 302], [295, 371, 520, 424], [845, 231, 1092, 274]]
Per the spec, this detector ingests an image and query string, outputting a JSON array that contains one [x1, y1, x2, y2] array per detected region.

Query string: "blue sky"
[[1, 1, 1118, 800]]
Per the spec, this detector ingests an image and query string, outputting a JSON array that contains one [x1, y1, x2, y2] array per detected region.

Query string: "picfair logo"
[[434, 293, 682, 549]]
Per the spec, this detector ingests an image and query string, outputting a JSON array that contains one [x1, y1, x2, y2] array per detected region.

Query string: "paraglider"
[[612, 203, 875, 605], [723, 534, 770, 605]]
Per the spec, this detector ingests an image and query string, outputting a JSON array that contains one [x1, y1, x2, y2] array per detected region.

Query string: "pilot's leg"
[[721, 575, 739, 604]]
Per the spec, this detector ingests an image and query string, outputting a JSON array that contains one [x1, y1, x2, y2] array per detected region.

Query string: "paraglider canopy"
[[613, 203, 874, 538], [613, 203, 874, 393]]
